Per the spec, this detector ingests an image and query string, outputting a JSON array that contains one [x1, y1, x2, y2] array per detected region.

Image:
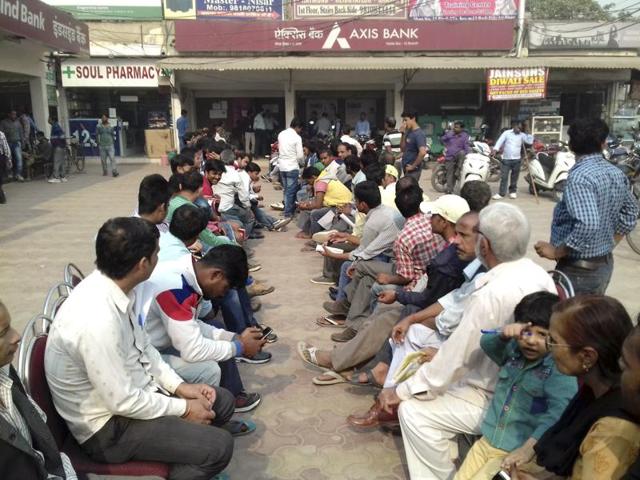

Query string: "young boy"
[[246, 162, 291, 231], [455, 291, 578, 480]]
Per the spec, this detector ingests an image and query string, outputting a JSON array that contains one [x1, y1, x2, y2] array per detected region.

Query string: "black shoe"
[[112, 171, 119, 178], [329, 290, 337, 301], [328, 286, 338, 296], [0, 188, 6, 204], [234, 391, 262, 413], [236, 351, 272, 364]]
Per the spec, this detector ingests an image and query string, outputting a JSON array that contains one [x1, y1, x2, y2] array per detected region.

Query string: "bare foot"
[[314, 350, 333, 368]]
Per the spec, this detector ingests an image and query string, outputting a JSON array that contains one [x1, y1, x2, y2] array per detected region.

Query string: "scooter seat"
[[538, 153, 555, 175]]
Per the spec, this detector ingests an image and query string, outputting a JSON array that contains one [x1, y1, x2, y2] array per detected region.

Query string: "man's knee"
[[213, 386, 235, 423], [184, 360, 222, 386]]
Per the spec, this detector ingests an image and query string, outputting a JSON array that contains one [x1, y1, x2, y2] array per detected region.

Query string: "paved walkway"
[[0, 163, 638, 479]]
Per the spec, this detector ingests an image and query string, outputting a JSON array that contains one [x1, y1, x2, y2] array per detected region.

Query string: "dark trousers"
[[81, 386, 235, 480], [216, 287, 256, 334], [255, 129, 268, 156], [557, 255, 614, 295], [499, 158, 522, 196], [445, 151, 466, 194], [323, 242, 357, 282]]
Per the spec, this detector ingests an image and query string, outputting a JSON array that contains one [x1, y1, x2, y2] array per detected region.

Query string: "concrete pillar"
[[285, 73, 295, 126], [385, 88, 394, 119], [393, 82, 403, 123], [29, 75, 48, 134], [171, 90, 182, 152], [56, 87, 69, 138]]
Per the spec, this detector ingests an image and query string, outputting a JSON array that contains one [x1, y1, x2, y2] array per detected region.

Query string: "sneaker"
[[112, 171, 119, 178], [492, 194, 503, 200], [270, 202, 284, 211], [247, 281, 275, 297], [248, 232, 265, 239], [236, 350, 272, 364], [16, 174, 24, 182], [509, 193, 517, 199], [272, 217, 292, 230], [48, 177, 61, 183], [311, 275, 336, 286], [60, 177, 68, 183], [331, 327, 357, 343], [323, 299, 350, 316], [248, 263, 262, 273], [234, 391, 262, 413]]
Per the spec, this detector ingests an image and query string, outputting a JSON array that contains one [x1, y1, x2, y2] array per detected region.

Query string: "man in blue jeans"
[[0, 110, 24, 181], [492, 121, 533, 200], [277, 118, 304, 218]]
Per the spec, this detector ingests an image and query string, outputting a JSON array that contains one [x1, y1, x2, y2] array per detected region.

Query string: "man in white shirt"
[[492, 121, 534, 199], [253, 109, 267, 157], [277, 118, 304, 219], [217, 149, 256, 238], [45, 217, 236, 480], [340, 126, 363, 156], [315, 112, 332, 137], [377, 203, 556, 479]]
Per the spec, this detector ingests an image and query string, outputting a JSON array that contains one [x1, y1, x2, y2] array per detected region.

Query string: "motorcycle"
[[604, 136, 630, 165], [430, 141, 493, 193], [525, 141, 575, 202]]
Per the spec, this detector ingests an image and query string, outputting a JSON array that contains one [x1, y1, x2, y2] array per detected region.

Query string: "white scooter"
[[431, 141, 492, 193], [526, 142, 575, 202]]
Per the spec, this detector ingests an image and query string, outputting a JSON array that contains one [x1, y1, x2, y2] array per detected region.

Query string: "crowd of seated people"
[[3, 117, 640, 480]]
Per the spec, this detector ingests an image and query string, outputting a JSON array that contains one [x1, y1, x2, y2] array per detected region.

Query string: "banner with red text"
[[487, 68, 548, 101]]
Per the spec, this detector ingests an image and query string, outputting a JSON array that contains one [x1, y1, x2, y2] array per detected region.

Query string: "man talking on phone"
[[400, 111, 428, 181]]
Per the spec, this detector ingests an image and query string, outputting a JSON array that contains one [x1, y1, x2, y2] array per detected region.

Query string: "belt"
[[558, 253, 612, 271]]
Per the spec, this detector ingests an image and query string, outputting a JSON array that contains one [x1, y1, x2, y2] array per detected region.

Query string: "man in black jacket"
[[0, 301, 77, 480]]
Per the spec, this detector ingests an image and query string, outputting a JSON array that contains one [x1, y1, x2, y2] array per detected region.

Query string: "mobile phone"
[[260, 326, 273, 340], [492, 471, 511, 480]]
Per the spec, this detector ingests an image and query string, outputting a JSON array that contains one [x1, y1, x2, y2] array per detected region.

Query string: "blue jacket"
[[480, 334, 577, 452]]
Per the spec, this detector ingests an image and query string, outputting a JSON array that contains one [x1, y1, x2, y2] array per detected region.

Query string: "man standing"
[[277, 118, 304, 219], [0, 110, 24, 181], [0, 130, 10, 204], [45, 217, 235, 479], [96, 114, 118, 177], [400, 111, 428, 181], [382, 116, 402, 162], [47, 117, 67, 184], [176, 109, 189, 151], [316, 112, 332, 138], [355, 112, 371, 138], [535, 118, 638, 295], [492, 120, 533, 199], [253, 109, 267, 157], [440, 121, 470, 194]]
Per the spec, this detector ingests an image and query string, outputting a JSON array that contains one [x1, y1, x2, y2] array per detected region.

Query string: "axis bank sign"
[[175, 19, 515, 52]]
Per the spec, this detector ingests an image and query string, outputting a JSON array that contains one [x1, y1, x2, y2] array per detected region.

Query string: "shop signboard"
[[174, 19, 515, 51], [486, 68, 548, 101], [0, 0, 89, 54], [43, 1, 163, 20], [529, 22, 640, 50], [293, 0, 405, 20], [408, 0, 518, 20], [163, 0, 281, 19], [68, 118, 122, 157], [61, 60, 170, 87]]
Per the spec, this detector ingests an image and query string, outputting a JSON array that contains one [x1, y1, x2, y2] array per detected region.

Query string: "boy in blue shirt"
[[455, 291, 578, 480]]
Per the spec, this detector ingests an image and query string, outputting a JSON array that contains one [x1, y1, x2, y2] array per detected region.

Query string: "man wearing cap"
[[328, 192, 464, 343]]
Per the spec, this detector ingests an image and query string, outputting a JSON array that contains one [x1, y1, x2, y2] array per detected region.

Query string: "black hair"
[[453, 121, 465, 128], [344, 155, 361, 175], [95, 217, 158, 280], [354, 181, 381, 208], [360, 149, 378, 169], [180, 170, 204, 192], [317, 146, 330, 157], [170, 204, 208, 243], [290, 117, 304, 129], [235, 150, 252, 161], [199, 244, 248, 290], [138, 174, 170, 215], [568, 118, 610, 155], [180, 147, 196, 161], [385, 117, 396, 128], [302, 166, 320, 179], [363, 163, 385, 186], [395, 184, 423, 218], [396, 175, 419, 192], [514, 291, 560, 329], [246, 162, 261, 173], [170, 153, 195, 174], [204, 159, 226, 174], [181, 109, 187, 115], [401, 111, 418, 119], [460, 180, 492, 212]]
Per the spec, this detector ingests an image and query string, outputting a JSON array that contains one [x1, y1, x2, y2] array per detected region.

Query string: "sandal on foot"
[[348, 369, 383, 388], [312, 370, 348, 385], [316, 315, 347, 328], [297, 341, 329, 371], [224, 419, 256, 437]]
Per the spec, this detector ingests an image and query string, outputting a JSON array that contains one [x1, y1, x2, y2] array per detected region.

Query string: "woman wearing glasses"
[[509, 295, 640, 480]]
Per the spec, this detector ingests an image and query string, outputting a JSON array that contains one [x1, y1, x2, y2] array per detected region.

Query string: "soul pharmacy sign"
[[0, 0, 89, 53]]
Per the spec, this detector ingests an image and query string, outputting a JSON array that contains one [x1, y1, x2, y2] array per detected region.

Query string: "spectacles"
[[545, 335, 577, 351]]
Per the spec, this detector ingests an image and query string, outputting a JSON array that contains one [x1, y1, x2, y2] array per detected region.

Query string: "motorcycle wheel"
[[552, 180, 566, 203], [430, 165, 447, 193], [626, 188, 640, 255]]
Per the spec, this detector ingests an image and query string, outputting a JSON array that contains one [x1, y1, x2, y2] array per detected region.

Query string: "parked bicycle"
[[64, 137, 85, 174]]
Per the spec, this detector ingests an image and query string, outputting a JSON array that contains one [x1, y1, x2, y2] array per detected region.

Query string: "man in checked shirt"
[[535, 118, 638, 295]]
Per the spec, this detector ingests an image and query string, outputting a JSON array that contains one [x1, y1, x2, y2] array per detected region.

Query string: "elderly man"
[[45, 218, 236, 480], [375, 203, 555, 479]]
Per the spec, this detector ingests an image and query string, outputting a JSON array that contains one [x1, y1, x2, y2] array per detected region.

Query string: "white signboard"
[[61, 60, 165, 87]]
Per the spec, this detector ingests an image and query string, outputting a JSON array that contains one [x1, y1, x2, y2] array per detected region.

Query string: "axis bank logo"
[[322, 23, 419, 49]]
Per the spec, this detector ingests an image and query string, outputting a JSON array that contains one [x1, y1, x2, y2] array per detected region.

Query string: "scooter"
[[525, 142, 575, 202], [431, 141, 492, 193]]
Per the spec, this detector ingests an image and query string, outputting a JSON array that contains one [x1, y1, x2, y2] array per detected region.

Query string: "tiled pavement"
[[0, 162, 638, 479]]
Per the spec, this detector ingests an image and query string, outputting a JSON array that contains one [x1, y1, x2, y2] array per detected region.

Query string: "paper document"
[[317, 210, 336, 230], [316, 245, 345, 255]]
